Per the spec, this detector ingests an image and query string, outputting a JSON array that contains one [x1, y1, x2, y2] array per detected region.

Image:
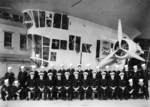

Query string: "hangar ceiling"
[[0, 0, 150, 39]]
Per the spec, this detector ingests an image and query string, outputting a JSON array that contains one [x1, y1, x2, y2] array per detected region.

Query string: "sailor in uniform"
[[80, 72, 91, 100], [72, 71, 81, 99], [26, 71, 36, 100], [90, 69, 98, 99], [117, 72, 128, 100], [55, 72, 63, 99], [1, 79, 10, 101], [36, 71, 46, 100], [45, 72, 55, 100], [137, 79, 149, 99], [98, 71, 108, 100], [4, 67, 15, 85], [108, 71, 118, 99], [17, 66, 28, 99], [63, 71, 72, 100]]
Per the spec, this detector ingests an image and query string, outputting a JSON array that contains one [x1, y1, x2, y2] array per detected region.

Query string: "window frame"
[[51, 39, 60, 49], [20, 34, 27, 50], [60, 40, 67, 50], [4, 31, 13, 48]]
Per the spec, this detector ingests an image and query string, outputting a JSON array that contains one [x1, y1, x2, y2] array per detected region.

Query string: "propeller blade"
[[99, 50, 118, 68], [118, 19, 123, 48], [121, 49, 145, 62], [99, 58, 116, 69]]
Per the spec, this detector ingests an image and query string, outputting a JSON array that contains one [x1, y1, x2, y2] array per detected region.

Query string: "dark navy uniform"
[[45, 73, 55, 100], [90, 73, 98, 99], [63, 72, 72, 100], [108, 72, 118, 99], [72, 71, 81, 99], [80, 72, 92, 100], [55, 73, 63, 99], [98, 71, 108, 100], [17, 69, 28, 99], [127, 79, 136, 99], [36, 72, 46, 100], [11, 81, 22, 100], [117, 72, 128, 100], [4, 71, 15, 85], [1, 79, 10, 101], [137, 79, 149, 99], [26, 72, 36, 100]]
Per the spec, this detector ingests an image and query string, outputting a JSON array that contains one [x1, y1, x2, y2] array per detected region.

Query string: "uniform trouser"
[[62, 87, 73, 100], [36, 87, 46, 99], [44, 87, 55, 100], [108, 87, 118, 99], [118, 87, 128, 99], [73, 88, 80, 99], [98, 87, 108, 100], [1, 91, 10, 100], [91, 87, 98, 99], [10, 93, 19, 100], [137, 89, 149, 99], [127, 89, 136, 99], [80, 87, 92, 100], [56, 88, 63, 99], [19, 87, 26, 99], [26, 87, 36, 99]]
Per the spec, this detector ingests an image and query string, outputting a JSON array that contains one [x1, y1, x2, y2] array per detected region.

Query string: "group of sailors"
[[1, 63, 149, 101]]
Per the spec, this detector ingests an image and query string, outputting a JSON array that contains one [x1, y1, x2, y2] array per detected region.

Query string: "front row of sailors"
[[1, 63, 149, 101]]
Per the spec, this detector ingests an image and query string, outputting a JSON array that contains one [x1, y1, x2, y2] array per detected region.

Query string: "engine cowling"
[[114, 39, 137, 59]]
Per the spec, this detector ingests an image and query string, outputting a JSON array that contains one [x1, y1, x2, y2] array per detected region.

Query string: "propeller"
[[118, 19, 123, 48], [121, 48, 145, 62], [99, 50, 118, 68]]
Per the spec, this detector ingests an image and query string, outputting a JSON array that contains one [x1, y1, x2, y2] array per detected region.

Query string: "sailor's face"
[[84, 75, 87, 79], [40, 75, 44, 79], [142, 66, 146, 70], [48, 75, 52, 80], [92, 73, 96, 78], [125, 67, 128, 71], [138, 81, 144, 86], [5, 82, 9, 86], [21, 67, 24, 72], [120, 75, 124, 80], [65, 75, 69, 79], [111, 75, 115, 79], [30, 74, 34, 79], [57, 76, 61, 80], [102, 75, 106, 79], [134, 67, 138, 72], [75, 74, 78, 79]]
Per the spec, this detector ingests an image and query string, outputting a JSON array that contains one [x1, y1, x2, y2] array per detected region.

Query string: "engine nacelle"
[[114, 39, 137, 59]]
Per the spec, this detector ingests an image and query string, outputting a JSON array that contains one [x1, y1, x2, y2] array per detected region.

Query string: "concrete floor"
[[0, 99, 150, 107]]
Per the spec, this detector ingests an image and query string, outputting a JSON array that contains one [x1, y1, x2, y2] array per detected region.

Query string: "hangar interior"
[[0, 1, 149, 76]]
